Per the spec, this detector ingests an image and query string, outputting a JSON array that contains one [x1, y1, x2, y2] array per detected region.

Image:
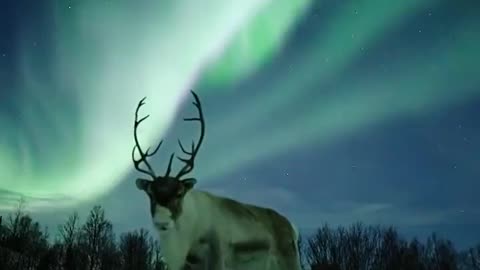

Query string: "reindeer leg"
[[206, 234, 228, 270]]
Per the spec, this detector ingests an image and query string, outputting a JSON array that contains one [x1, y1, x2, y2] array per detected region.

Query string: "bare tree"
[[59, 212, 80, 247], [37, 245, 58, 270], [119, 228, 152, 270], [99, 234, 121, 270], [80, 205, 115, 270], [0, 199, 49, 270], [57, 212, 84, 270], [468, 244, 480, 269], [401, 238, 426, 270], [423, 233, 458, 270], [458, 243, 480, 270], [0, 215, 7, 270]]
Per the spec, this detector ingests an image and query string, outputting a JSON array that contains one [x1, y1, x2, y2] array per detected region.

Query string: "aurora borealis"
[[0, 0, 311, 208], [1, 0, 479, 247]]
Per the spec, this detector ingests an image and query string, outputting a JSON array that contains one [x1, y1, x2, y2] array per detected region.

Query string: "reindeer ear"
[[136, 179, 151, 191], [182, 178, 197, 191]]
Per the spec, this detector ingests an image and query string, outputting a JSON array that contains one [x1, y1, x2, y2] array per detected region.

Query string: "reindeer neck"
[[174, 190, 200, 233], [178, 190, 215, 240]]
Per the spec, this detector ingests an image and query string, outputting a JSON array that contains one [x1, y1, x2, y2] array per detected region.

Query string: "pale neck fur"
[[157, 190, 211, 270]]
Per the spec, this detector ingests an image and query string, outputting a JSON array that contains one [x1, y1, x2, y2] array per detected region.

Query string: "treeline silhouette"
[[0, 204, 167, 270], [300, 223, 480, 270], [0, 204, 479, 270]]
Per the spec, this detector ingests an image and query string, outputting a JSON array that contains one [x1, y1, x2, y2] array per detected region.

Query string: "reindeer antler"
[[131, 97, 164, 179], [132, 91, 206, 181], [174, 91, 205, 180]]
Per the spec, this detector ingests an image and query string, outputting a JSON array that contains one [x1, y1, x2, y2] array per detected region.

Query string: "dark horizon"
[[1, 204, 479, 270]]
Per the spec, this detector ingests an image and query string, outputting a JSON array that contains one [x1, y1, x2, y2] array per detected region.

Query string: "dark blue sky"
[[1, 0, 479, 250]]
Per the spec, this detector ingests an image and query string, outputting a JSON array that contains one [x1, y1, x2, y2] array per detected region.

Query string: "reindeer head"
[[131, 91, 205, 231]]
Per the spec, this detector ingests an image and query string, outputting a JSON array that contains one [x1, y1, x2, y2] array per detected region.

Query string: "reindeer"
[[131, 91, 302, 270]]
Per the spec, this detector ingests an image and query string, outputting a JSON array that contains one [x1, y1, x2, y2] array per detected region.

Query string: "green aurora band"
[[1, 0, 479, 211], [198, 0, 480, 179], [0, 0, 311, 210]]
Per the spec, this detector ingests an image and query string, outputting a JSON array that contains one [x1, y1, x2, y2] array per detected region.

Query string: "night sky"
[[1, 0, 479, 249]]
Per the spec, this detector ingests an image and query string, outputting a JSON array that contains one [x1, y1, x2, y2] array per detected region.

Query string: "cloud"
[[293, 199, 472, 233], [0, 188, 74, 211]]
